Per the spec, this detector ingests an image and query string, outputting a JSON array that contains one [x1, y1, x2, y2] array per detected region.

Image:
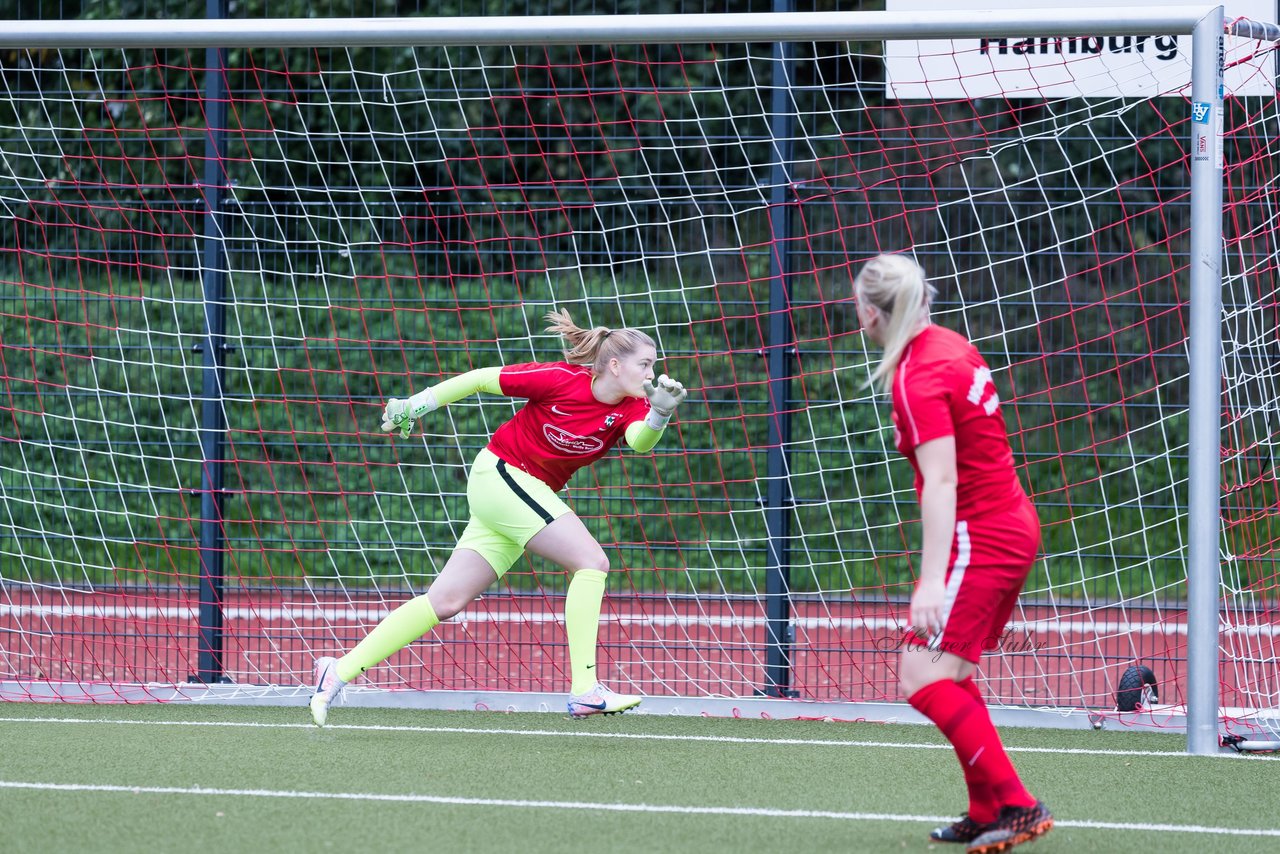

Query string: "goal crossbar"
[[0, 8, 1233, 49]]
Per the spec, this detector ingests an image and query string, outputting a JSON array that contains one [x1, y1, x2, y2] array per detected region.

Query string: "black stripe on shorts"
[[495, 459, 555, 524]]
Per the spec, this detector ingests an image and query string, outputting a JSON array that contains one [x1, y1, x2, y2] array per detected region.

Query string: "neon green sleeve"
[[624, 420, 665, 453], [430, 366, 504, 406]]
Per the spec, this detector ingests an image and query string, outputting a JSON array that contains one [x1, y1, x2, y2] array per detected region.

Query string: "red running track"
[[0, 585, 1239, 713]]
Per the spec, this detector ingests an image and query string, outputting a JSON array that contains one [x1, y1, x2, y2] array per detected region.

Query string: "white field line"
[[2, 603, 1275, 636], [0, 780, 1277, 838], [1, 715, 1278, 760]]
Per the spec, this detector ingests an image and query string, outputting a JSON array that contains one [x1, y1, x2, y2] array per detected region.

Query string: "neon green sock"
[[336, 594, 439, 683], [564, 568, 608, 695]]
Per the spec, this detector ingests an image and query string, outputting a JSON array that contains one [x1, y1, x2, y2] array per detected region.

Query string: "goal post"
[[1183, 4, 1224, 759], [0, 8, 1276, 756]]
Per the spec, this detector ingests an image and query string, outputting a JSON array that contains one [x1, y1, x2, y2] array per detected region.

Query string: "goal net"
[[0, 12, 1277, 738]]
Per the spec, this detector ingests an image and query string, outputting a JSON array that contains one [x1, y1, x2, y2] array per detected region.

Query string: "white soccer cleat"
[[566, 683, 641, 718], [309, 656, 347, 727]]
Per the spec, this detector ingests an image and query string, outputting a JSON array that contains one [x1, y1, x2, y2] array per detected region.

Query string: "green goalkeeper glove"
[[380, 388, 440, 439], [380, 398, 414, 438], [641, 374, 687, 429]]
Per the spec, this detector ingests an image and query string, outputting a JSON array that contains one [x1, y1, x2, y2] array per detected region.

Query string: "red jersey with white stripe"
[[487, 362, 651, 490], [891, 324, 1026, 519]]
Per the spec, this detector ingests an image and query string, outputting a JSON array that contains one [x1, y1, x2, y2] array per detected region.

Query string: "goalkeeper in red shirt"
[[854, 254, 1053, 854], [309, 310, 686, 725]]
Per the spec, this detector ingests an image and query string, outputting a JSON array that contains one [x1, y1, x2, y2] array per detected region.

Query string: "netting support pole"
[[1186, 4, 1226, 755], [760, 0, 798, 699], [193, 0, 231, 685]]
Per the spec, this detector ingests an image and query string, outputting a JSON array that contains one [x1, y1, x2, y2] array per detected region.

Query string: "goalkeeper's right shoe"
[[567, 683, 641, 718], [309, 656, 347, 727]]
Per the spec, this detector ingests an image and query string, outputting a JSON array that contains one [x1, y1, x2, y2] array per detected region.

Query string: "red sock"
[[909, 678, 1035, 817], [956, 677, 996, 822], [958, 675, 984, 704]]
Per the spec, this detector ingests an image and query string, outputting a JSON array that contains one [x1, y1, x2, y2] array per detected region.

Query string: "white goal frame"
[[0, 7, 1248, 755]]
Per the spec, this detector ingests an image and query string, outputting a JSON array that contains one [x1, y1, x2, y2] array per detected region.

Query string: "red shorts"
[[905, 498, 1041, 664]]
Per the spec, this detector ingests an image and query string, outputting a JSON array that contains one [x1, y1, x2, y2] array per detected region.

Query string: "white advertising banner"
[[885, 0, 1278, 99]]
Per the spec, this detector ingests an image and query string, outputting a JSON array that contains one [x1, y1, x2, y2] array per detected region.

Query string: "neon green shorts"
[[455, 448, 573, 576]]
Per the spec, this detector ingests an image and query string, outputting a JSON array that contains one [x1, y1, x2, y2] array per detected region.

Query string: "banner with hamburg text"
[[885, 0, 1278, 99]]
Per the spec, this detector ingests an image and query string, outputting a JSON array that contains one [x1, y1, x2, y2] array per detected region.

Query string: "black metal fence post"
[[194, 0, 230, 684], [761, 0, 797, 698]]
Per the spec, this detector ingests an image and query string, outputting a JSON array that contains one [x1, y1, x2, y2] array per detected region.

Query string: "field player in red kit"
[[854, 254, 1053, 853], [309, 310, 687, 725]]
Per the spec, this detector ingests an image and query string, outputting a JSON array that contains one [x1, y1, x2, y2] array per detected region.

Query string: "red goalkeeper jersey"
[[487, 362, 651, 490], [890, 324, 1026, 519]]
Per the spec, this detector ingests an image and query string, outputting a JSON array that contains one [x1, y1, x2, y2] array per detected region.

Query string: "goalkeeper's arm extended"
[[379, 367, 503, 438], [626, 374, 688, 453]]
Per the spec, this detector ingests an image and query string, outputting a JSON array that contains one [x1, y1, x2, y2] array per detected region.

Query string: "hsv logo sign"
[[543, 424, 604, 455]]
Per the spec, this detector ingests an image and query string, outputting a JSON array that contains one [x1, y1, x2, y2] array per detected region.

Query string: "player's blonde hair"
[[544, 309, 656, 372], [853, 253, 937, 393]]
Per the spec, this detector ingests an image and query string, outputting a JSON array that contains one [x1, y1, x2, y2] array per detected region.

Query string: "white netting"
[[0, 25, 1276, 732]]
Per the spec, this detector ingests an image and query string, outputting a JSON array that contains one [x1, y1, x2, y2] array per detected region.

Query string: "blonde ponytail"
[[544, 309, 656, 372], [854, 254, 936, 393]]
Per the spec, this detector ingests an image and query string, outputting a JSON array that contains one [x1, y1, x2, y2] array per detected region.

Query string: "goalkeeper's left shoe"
[[567, 683, 641, 718], [309, 656, 347, 727]]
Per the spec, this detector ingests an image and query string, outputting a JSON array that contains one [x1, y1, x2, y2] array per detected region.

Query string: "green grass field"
[[0, 703, 1276, 853]]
